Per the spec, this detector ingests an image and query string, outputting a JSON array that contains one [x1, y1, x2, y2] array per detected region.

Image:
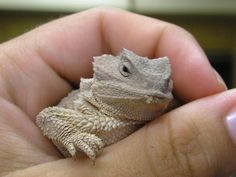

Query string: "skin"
[[0, 7, 235, 177]]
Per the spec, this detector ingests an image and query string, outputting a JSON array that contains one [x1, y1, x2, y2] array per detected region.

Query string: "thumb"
[[107, 89, 236, 177], [140, 89, 236, 177], [6, 89, 236, 177]]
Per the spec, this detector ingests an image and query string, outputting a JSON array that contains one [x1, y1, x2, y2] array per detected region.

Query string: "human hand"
[[0, 8, 234, 177]]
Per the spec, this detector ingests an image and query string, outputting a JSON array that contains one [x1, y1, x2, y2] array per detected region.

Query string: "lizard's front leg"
[[36, 107, 104, 161]]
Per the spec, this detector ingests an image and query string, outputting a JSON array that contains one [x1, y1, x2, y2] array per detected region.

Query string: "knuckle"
[[164, 23, 197, 41]]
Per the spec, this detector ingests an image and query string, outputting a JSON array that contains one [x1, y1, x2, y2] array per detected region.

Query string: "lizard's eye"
[[119, 61, 132, 77]]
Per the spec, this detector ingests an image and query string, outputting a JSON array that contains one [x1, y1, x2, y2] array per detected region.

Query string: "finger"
[[7, 89, 236, 177], [33, 7, 226, 100], [93, 8, 227, 101], [0, 8, 226, 118]]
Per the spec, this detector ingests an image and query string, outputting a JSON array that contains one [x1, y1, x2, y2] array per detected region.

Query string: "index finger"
[[93, 8, 227, 101], [0, 8, 226, 117], [31, 7, 228, 101]]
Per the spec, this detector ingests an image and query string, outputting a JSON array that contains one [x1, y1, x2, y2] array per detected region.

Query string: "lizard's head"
[[91, 48, 173, 121]]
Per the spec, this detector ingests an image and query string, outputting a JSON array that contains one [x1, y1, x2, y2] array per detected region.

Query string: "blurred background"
[[0, 0, 235, 88], [0, 0, 236, 176]]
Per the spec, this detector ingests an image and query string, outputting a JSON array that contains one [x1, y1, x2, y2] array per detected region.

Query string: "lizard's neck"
[[81, 79, 169, 122]]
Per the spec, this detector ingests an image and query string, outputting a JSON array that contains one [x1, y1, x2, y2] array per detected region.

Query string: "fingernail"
[[213, 69, 227, 90], [226, 107, 236, 144]]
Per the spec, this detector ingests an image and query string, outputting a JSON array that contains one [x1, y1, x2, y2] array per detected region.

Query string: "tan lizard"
[[36, 49, 173, 161]]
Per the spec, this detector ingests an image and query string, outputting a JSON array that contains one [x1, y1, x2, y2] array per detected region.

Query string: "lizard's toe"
[[75, 140, 97, 161], [65, 143, 77, 157]]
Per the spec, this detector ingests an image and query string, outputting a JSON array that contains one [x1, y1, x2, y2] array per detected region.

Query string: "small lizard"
[[36, 49, 173, 161]]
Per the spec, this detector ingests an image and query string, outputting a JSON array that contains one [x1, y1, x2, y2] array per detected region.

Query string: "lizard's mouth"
[[92, 81, 173, 104], [124, 86, 173, 102], [143, 91, 173, 104]]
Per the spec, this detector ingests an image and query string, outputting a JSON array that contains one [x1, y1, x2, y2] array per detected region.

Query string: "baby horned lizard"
[[36, 49, 173, 161]]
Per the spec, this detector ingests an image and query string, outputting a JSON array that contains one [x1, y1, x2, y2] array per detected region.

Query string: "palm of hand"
[[0, 8, 226, 177]]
